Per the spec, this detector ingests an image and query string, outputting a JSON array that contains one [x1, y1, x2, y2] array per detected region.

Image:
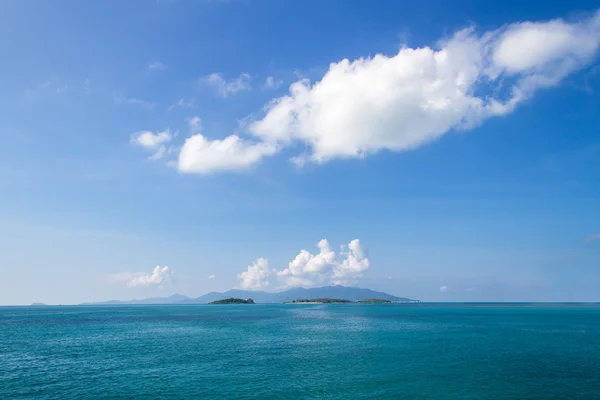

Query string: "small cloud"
[[440, 285, 448, 293], [148, 61, 167, 71], [111, 266, 174, 288], [115, 95, 155, 109], [388, 276, 392, 280], [262, 76, 283, 90], [585, 233, 600, 242], [465, 287, 476, 292], [208, 274, 216, 280], [131, 129, 173, 160], [202, 73, 252, 98], [168, 98, 194, 111], [55, 85, 67, 94]]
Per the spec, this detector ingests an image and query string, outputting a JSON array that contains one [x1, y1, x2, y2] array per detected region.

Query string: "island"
[[358, 298, 392, 303], [287, 298, 353, 304], [286, 298, 396, 304], [208, 298, 255, 304]]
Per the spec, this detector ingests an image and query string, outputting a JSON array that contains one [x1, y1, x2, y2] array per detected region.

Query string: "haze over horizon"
[[1, 0, 600, 305]]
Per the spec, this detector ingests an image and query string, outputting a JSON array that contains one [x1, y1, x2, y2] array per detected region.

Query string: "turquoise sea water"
[[1, 304, 599, 399]]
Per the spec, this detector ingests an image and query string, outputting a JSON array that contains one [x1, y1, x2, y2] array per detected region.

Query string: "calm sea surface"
[[1, 304, 599, 399]]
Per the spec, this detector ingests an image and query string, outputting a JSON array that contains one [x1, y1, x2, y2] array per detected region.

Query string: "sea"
[[1, 303, 599, 399]]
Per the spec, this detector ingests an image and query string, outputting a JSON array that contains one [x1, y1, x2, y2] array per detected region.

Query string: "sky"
[[1, 0, 599, 305]]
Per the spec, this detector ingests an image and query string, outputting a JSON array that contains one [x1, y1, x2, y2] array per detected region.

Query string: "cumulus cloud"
[[237, 258, 271, 290], [585, 233, 600, 242], [263, 76, 283, 90], [276, 239, 370, 288], [177, 133, 277, 174], [203, 73, 252, 97], [112, 266, 174, 288], [131, 130, 173, 160], [208, 274, 216, 280], [440, 285, 448, 293], [248, 11, 600, 165], [136, 11, 600, 174]]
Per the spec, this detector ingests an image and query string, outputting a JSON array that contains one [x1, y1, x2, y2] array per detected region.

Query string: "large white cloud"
[[111, 266, 174, 288], [276, 239, 370, 287], [249, 11, 600, 165], [140, 11, 600, 174]]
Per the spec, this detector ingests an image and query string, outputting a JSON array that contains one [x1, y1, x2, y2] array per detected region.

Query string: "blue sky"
[[1, 0, 599, 304]]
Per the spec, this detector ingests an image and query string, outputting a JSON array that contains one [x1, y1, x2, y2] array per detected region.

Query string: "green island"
[[209, 298, 255, 304], [286, 298, 392, 304], [358, 298, 392, 303]]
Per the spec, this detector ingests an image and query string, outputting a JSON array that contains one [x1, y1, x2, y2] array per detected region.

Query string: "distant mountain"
[[81, 294, 190, 305], [81, 286, 418, 305]]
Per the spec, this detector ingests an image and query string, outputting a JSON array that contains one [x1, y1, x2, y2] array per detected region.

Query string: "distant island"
[[209, 298, 255, 304], [359, 298, 392, 303], [289, 298, 352, 304], [287, 298, 393, 304], [79, 286, 420, 305]]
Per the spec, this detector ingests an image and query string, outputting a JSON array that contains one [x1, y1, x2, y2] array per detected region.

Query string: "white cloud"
[[168, 98, 195, 111], [276, 239, 370, 287], [177, 133, 277, 174], [263, 76, 283, 90], [131, 130, 173, 160], [244, 11, 600, 166], [148, 61, 167, 71], [208, 274, 216, 280], [112, 266, 174, 288], [203, 73, 252, 97], [115, 95, 155, 109], [138, 12, 600, 175], [585, 233, 600, 242], [237, 258, 271, 290], [440, 285, 448, 293]]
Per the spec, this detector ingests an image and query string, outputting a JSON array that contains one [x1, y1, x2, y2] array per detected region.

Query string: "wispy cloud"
[[208, 274, 216, 280], [262, 76, 283, 90], [167, 98, 195, 111], [187, 116, 201, 132], [147, 61, 167, 71], [115, 95, 155, 109], [440, 286, 448, 293], [585, 233, 600, 242], [202, 73, 252, 97], [83, 79, 91, 94]]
